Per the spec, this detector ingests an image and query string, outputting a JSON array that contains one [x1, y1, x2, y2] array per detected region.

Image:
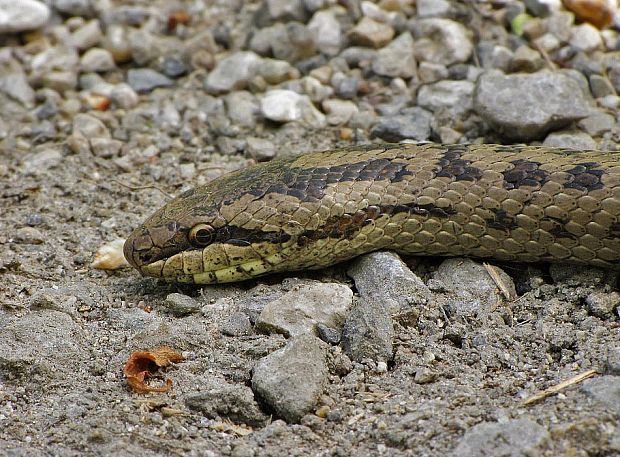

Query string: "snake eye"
[[188, 224, 216, 247]]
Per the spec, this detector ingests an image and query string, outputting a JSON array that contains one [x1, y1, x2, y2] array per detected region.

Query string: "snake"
[[123, 143, 620, 284]]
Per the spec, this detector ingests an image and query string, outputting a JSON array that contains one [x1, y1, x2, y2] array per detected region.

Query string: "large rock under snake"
[[123, 143, 620, 284]]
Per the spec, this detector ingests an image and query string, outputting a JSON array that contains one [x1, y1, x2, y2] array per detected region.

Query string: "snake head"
[[123, 159, 334, 284]]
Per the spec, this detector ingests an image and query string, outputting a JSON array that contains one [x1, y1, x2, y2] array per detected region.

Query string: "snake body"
[[124, 143, 620, 284]]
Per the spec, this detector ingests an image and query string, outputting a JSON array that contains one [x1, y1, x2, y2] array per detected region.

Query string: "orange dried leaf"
[[123, 346, 184, 394], [563, 0, 614, 28], [168, 10, 190, 31]]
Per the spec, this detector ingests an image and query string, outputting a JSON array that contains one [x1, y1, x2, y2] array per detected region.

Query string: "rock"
[[260, 89, 326, 127], [226, 91, 259, 128], [589, 75, 616, 98], [570, 23, 602, 52], [0, 0, 50, 33], [347, 251, 430, 324], [372, 32, 416, 78], [548, 263, 613, 287], [322, 99, 359, 125], [53, 0, 93, 17], [410, 18, 473, 66], [348, 16, 395, 48], [255, 282, 352, 337], [510, 45, 544, 72], [0, 55, 35, 107], [341, 298, 394, 363], [185, 381, 269, 427], [433, 258, 516, 316], [164, 293, 200, 317], [250, 23, 317, 63], [369, 106, 432, 142], [607, 348, 620, 375], [418, 61, 448, 83], [474, 70, 591, 141], [70, 19, 102, 51], [221, 312, 253, 337], [308, 9, 342, 56], [80, 48, 115, 72], [585, 291, 620, 319], [110, 83, 139, 109], [252, 334, 328, 422], [90, 137, 122, 158], [14, 226, 44, 244], [246, 137, 276, 161], [316, 323, 341, 345], [257, 58, 298, 84], [0, 310, 86, 382], [41, 71, 77, 93], [72, 113, 110, 138], [577, 111, 615, 136], [417, 80, 474, 116], [127, 68, 174, 94], [543, 130, 597, 150], [22, 148, 63, 175], [525, 0, 561, 17], [205, 51, 261, 94], [265, 0, 307, 22], [581, 376, 620, 411], [452, 419, 550, 457], [416, 0, 452, 17]]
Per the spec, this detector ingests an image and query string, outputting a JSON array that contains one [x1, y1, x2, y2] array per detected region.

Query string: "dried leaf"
[[564, 0, 614, 28], [91, 239, 128, 270], [123, 346, 184, 394]]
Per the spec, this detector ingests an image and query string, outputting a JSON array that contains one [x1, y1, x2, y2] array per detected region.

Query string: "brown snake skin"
[[124, 143, 620, 284]]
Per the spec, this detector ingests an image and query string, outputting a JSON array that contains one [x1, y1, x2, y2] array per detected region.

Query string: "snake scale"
[[124, 143, 620, 284]]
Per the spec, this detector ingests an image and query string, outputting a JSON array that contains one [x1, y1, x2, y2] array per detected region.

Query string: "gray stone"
[[369, 107, 432, 142], [570, 23, 602, 52], [252, 334, 328, 422], [257, 58, 298, 85], [0, 0, 50, 33], [347, 251, 430, 323], [349, 16, 395, 48], [433, 258, 516, 316], [607, 348, 620, 375], [308, 9, 342, 56], [581, 376, 620, 411], [72, 113, 110, 138], [127, 68, 174, 94], [41, 71, 77, 93], [80, 48, 115, 72], [0, 55, 35, 107], [418, 62, 448, 83], [22, 148, 63, 175], [578, 111, 615, 136], [322, 99, 358, 125], [185, 381, 269, 427], [90, 137, 122, 158], [543, 130, 597, 150], [266, 0, 307, 22], [110, 83, 139, 109], [589, 75, 616, 98], [70, 19, 102, 51], [474, 71, 592, 141], [510, 45, 544, 72], [524, 0, 561, 17], [205, 52, 261, 94], [585, 291, 620, 319], [410, 18, 473, 65], [372, 32, 416, 78], [221, 312, 253, 337], [14, 227, 44, 244], [226, 91, 259, 128], [53, 0, 93, 16], [250, 23, 317, 63], [418, 80, 474, 116], [452, 419, 550, 457], [246, 137, 276, 161], [164, 293, 200, 317], [416, 0, 452, 17], [256, 282, 352, 337], [260, 89, 326, 127], [342, 298, 394, 363], [0, 310, 86, 382]]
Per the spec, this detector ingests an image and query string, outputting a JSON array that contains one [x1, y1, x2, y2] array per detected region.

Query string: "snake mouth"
[[137, 242, 290, 284]]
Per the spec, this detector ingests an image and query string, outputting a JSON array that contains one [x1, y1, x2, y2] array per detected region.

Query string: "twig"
[[484, 262, 517, 304], [521, 369, 598, 406], [111, 179, 174, 200]]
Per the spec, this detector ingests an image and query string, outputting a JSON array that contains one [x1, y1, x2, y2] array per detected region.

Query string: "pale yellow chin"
[[138, 241, 291, 284]]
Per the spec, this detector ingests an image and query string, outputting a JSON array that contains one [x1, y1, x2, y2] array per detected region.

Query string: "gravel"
[[1, 0, 619, 454]]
